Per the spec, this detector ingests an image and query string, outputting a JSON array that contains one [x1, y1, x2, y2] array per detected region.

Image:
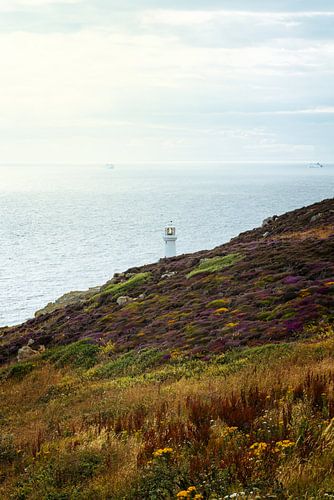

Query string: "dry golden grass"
[[273, 225, 334, 241], [1, 335, 334, 498]]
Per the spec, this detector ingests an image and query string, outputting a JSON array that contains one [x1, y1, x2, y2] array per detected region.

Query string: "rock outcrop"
[[17, 340, 45, 362]]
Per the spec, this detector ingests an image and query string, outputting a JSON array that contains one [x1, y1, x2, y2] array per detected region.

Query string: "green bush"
[[91, 348, 165, 379], [42, 340, 99, 369], [14, 449, 103, 499], [98, 272, 151, 299], [0, 433, 16, 463], [216, 343, 291, 366], [187, 254, 243, 278], [2, 361, 35, 380]]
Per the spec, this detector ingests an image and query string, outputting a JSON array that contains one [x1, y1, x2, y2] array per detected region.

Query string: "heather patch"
[[1, 199, 333, 363]]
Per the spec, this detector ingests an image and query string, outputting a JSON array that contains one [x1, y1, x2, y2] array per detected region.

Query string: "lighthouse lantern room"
[[163, 222, 177, 258]]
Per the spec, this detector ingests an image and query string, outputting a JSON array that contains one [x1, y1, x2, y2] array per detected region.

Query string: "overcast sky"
[[0, 0, 333, 163]]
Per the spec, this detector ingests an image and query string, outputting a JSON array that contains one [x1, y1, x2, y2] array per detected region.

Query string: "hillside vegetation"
[[0, 198, 334, 498]]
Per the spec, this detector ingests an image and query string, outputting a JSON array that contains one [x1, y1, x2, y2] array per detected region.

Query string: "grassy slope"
[[0, 199, 334, 498], [1, 334, 334, 498]]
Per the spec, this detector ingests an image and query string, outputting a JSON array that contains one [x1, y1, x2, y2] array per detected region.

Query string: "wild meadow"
[[1, 326, 334, 499]]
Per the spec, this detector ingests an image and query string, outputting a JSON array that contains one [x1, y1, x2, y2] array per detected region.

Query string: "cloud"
[[0, 0, 81, 8], [142, 10, 334, 26], [139, 9, 334, 48], [0, 3, 333, 162]]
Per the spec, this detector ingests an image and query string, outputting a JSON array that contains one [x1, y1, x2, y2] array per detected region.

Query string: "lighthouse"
[[163, 222, 177, 258]]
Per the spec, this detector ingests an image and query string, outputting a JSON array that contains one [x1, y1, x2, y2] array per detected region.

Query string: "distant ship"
[[106, 164, 115, 170], [308, 162, 324, 169]]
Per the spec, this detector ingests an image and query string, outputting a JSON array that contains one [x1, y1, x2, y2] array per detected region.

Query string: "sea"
[[0, 162, 333, 327]]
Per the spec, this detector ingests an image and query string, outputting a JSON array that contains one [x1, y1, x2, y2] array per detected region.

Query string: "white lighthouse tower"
[[163, 222, 177, 258]]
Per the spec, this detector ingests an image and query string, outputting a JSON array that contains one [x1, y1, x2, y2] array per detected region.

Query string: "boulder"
[[310, 213, 322, 223], [17, 341, 46, 362], [161, 271, 176, 279], [262, 215, 278, 227], [17, 345, 38, 362], [116, 296, 133, 306]]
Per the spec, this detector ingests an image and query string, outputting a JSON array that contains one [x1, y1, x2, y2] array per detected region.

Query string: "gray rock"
[[262, 232, 270, 238], [161, 271, 176, 279], [35, 286, 101, 317], [17, 342, 46, 362], [262, 215, 278, 227], [116, 296, 133, 306], [310, 213, 322, 223], [17, 345, 38, 362]]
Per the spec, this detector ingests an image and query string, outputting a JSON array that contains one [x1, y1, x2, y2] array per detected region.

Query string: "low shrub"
[[91, 348, 165, 379], [1, 361, 35, 380], [42, 339, 99, 369], [14, 449, 103, 499], [0, 433, 16, 463], [187, 254, 242, 279], [98, 272, 151, 299]]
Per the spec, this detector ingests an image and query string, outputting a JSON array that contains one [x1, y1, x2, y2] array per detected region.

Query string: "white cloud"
[[0, 0, 81, 11], [1, 28, 332, 129], [0, 5, 332, 161], [142, 10, 334, 27]]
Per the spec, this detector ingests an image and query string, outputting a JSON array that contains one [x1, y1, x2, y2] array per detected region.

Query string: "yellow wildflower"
[[325, 281, 334, 287], [249, 442, 268, 456], [226, 322, 239, 328], [177, 491, 189, 498], [187, 486, 196, 492], [221, 426, 238, 438], [153, 447, 173, 458], [194, 495, 203, 500], [274, 439, 295, 453]]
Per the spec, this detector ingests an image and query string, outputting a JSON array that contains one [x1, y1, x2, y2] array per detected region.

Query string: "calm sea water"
[[0, 162, 333, 327]]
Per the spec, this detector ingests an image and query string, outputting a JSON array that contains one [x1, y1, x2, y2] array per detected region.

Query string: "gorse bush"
[[42, 339, 99, 369], [187, 254, 243, 278]]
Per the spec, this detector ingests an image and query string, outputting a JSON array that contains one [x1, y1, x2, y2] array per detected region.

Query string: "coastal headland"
[[0, 198, 334, 498]]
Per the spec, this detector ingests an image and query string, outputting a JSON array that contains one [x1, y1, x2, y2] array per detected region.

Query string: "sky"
[[0, 0, 333, 163]]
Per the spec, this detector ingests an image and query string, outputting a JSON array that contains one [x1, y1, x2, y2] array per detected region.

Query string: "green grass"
[[187, 253, 243, 278], [2, 331, 334, 499], [42, 339, 100, 369], [0, 361, 35, 380], [98, 272, 152, 300], [89, 348, 165, 379]]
